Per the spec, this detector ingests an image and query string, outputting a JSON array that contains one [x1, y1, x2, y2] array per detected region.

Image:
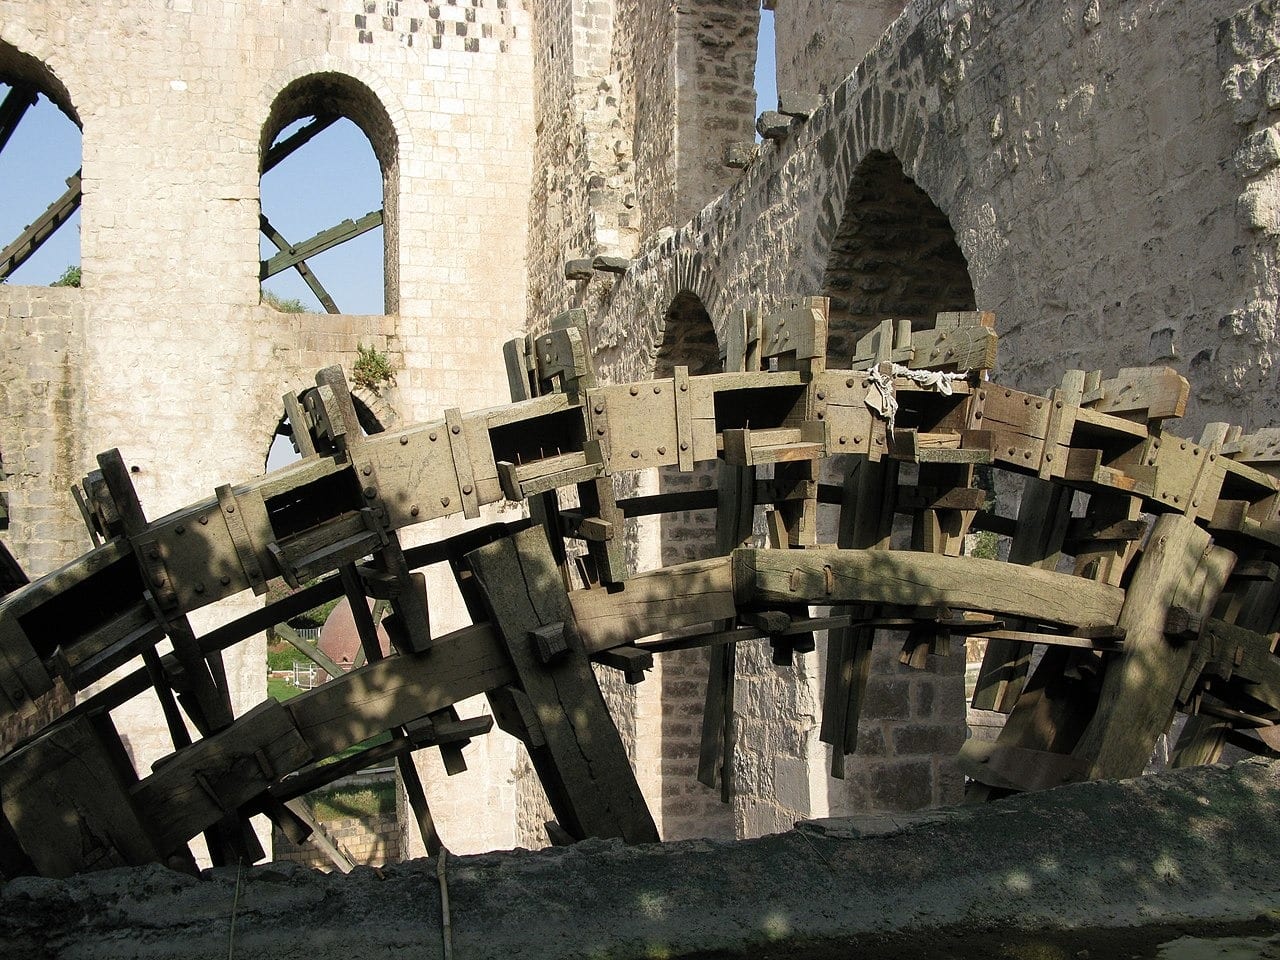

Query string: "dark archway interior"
[[655, 291, 720, 378], [0, 43, 77, 123], [822, 151, 975, 366]]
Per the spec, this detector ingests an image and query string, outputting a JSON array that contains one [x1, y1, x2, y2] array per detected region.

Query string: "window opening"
[[0, 67, 81, 284], [260, 75, 395, 315]]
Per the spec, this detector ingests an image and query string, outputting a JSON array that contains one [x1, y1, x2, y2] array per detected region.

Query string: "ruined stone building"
[[2, 0, 1279, 858]]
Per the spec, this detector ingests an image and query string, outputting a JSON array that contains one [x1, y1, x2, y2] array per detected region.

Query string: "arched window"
[[821, 151, 975, 365], [0, 43, 80, 286], [259, 74, 398, 315]]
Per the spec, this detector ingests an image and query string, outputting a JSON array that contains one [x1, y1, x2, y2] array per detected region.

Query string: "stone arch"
[[647, 254, 728, 378], [0, 28, 78, 124], [257, 62, 408, 315], [654, 291, 720, 377], [820, 150, 976, 366]]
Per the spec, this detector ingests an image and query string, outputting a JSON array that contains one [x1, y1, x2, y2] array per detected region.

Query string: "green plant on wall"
[[262, 289, 306, 312], [50, 265, 80, 287], [352, 342, 395, 392]]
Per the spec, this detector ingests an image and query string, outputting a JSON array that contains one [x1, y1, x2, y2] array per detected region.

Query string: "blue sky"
[[1, 9, 775, 314]]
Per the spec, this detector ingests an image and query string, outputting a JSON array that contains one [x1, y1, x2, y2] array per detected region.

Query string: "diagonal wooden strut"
[[258, 213, 340, 314], [0, 170, 81, 281], [262, 113, 340, 174], [259, 209, 383, 281], [0, 85, 38, 157]]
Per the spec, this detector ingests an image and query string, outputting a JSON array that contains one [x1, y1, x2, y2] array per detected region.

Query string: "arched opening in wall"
[[260, 74, 398, 316], [653, 290, 734, 841], [821, 151, 975, 366], [0, 43, 81, 286]]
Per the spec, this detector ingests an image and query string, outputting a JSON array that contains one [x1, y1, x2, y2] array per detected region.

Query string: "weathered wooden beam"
[[0, 170, 81, 281], [570, 555, 736, 653], [821, 455, 897, 777], [0, 85, 37, 157], [466, 527, 658, 843], [262, 113, 339, 173], [0, 711, 160, 878], [259, 214, 340, 314], [971, 476, 1074, 712], [733, 549, 1124, 630], [1070, 515, 1235, 781], [260, 209, 383, 280]]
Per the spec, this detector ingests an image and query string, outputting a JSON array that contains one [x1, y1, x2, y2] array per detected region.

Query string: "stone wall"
[[556, 0, 1276, 834], [271, 812, 401, 871], [771, 0, 907, 98], [0, 0, 534, 857]]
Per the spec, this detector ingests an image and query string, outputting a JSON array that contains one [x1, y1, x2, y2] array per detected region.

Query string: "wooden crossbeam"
[[0, 169, 81, 281], [0, 85, 37, 157], [259, 214, 340, 313], [262, 113, 339, 174], [260, 209, 383, 280], [733, 549, 1124, 630]]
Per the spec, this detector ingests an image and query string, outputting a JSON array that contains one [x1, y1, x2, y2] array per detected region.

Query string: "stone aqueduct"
[[2, 0, 1280, 856]]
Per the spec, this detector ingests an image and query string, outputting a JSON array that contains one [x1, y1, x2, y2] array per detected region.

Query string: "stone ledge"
[[2, 760, 1280, 958]]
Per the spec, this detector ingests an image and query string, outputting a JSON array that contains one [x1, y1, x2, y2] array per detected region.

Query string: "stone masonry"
[[4, 0, 1280, 861]]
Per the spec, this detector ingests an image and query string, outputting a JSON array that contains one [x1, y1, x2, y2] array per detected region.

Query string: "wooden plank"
[[698, 459, 755, 795], [0, 171, 81, 281], [1071, 494, 1142, 587], [956, 740, 1090, 793], [971, 477, 1072, 712], [285, 623, 512, 759], [1038, 371, 1084, 479], [822, 456, 898, 775], [1071, 514, 1235, 781], [906, 322, 998, 372], [734, 549, 1124, 630], [969, 628, 1123, 651], [466, 527, 658, 843], [673, 365, 695, 471], [281, 392, 317, 458], [571, 556, 735, 653], [0, 712, 159, 877], [1170, 715, 1231, 768], [591, 382, 680, 472], [760, 304, 827, 365], [445, 407, 481, 519], [1084, 367, 1189, 421], [217, 483, 269, 594], [132, 699, 313, 852]]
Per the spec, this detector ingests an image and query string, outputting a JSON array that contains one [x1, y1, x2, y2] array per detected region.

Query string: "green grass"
[[267, 676, 302, 702], [307, 781, 396, 822]]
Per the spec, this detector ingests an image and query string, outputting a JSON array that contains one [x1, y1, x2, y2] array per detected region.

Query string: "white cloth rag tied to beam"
[[863, 364, 971, 431]]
